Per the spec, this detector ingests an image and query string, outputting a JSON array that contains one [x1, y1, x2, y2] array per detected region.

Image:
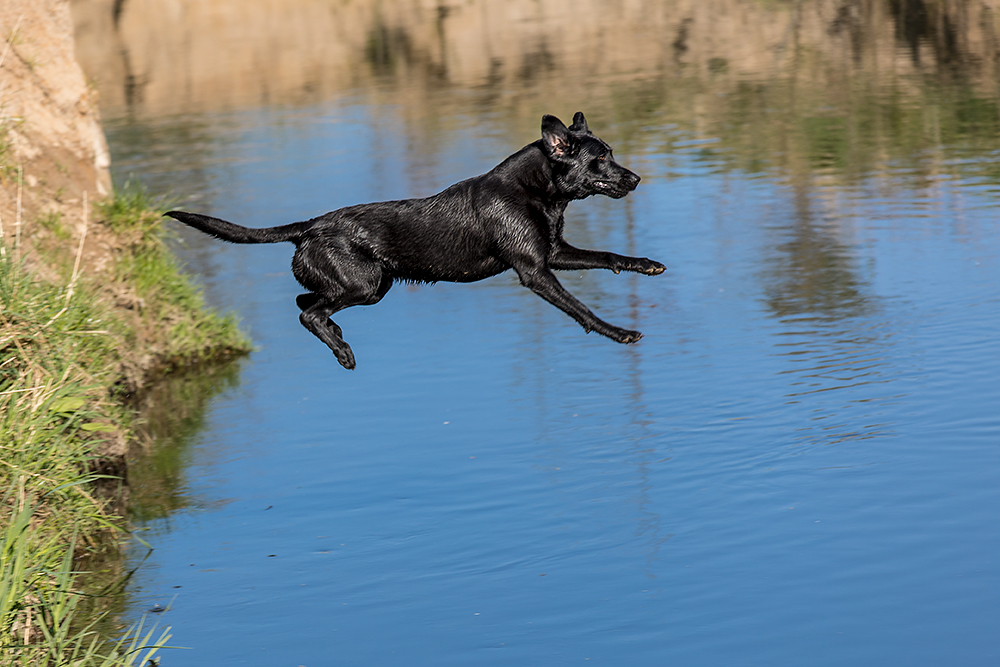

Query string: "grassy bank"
[[0, 187, 250, 664]]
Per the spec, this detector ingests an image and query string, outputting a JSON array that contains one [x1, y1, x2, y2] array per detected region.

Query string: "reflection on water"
[[126, 361, 245, 523], [72, 0, 1000, 117], [75, 362, 244, 642], [764, 182, 873, 319], [70, 2, 1000, 665]]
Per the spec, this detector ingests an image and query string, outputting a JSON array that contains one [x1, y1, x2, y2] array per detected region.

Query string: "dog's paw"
[[636, 259, 666, 275], [334, 344, 356, 370], [610, 327, 643, 344]]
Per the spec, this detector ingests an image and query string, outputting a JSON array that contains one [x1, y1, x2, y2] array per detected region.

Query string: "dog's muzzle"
[[599, 170, 640, 199]]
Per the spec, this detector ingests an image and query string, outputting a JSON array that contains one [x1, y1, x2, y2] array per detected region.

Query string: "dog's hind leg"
[[296, 293, 343, 339], [293, 250, 393, 369], [299, 295, 358, 369]]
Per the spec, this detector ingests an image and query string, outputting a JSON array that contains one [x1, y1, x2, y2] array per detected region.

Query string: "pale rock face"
[[1, 0, 113, 249]]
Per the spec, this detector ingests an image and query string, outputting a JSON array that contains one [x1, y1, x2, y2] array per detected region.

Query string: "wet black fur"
[[165, 112, 665, 369]]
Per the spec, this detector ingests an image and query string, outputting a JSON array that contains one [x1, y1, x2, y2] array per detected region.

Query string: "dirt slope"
[[1, 0, 112, 275]]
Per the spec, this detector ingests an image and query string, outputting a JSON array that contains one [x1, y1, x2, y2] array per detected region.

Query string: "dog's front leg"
[[515, 265, 643, 343], [549, 240, 665, 275]]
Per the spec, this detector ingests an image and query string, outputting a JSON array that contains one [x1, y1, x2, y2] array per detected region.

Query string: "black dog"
[[165, 112, 665, 369]]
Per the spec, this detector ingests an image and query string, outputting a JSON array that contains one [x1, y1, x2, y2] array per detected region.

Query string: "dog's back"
[[299, 143, 554, 284]]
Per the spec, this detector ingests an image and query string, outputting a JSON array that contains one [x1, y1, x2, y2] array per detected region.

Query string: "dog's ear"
[[570, 112, 590, 134], [541, 115, 573, 157]]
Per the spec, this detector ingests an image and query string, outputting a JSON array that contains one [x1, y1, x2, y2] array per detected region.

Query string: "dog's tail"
[[164, 211, 313, 244]]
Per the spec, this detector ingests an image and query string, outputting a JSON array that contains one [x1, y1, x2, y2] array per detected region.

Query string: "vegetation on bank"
[[0, 186, 250, 665]]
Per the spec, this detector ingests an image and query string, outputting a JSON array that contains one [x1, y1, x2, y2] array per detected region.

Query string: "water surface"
[[79, 2, 1000, 664]]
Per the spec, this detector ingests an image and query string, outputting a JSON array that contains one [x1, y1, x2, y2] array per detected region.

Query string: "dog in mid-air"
[[165, 112, 665, 369]]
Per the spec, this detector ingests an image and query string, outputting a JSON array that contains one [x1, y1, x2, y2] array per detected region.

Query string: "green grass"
[[0, 134, 12, 179], [0, 249, 125, 518], [0, 248, 167, 665], [96, 181, 250, 379], [1, 484, 173, 666], [36, 211, 69, 242], [0, 184, 251, 665]]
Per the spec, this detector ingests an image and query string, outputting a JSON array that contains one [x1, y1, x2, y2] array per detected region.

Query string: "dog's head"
[[540, 112, 640, 200]]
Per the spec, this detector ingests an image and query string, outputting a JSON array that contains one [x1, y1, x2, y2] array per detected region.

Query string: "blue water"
[[108, 98, 1000, 665]]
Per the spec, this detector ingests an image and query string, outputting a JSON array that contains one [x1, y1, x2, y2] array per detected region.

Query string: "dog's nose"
[[626, 171, 641, 190]]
